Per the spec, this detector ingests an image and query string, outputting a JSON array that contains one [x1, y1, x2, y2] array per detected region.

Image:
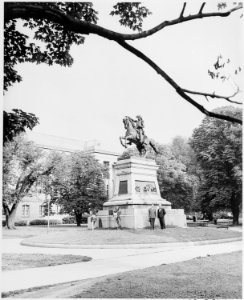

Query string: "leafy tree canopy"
[[155, 144, 199, 213], [49, 152, 107, 226], [3, 134, 58, 228], [190, 106, 242, 224], [3, 109, 39, 144]]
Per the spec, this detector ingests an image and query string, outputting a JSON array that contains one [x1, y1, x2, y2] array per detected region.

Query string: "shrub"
[[14, 220, 27, 226], [62, 216, 76, 224], [2, 220, 6, 227], [49, 219, 62, 225], [29, 219, 48, 225], [29, 219, 62, 225]]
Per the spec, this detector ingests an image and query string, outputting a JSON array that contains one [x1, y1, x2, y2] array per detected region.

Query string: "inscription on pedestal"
[[119, 180, 128, 194], [135, 181, 157, 193]]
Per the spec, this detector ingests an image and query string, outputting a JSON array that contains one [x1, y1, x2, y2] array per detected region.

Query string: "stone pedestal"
[[96, 156, 187, 229]]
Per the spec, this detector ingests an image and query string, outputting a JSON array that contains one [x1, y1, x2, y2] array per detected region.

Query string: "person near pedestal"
[[113, 207, 121, 229], [90, 210, 97, 230], [148, 204, 157, 230], [157, 204, 166, 229]]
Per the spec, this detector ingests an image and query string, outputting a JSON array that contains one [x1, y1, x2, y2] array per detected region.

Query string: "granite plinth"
[[95, 157, 186, 229]]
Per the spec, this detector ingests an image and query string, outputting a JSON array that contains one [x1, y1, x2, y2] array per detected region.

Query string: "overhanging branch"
[[4, 2, 243, 124], [4, 2, 243, 41], [183, 88, 242, 104], [116, 40, 242, 124]]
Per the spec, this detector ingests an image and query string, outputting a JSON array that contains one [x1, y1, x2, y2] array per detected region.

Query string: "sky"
[[3, 1, 243, 153]]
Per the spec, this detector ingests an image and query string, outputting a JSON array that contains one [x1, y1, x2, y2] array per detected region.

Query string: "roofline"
[[36, 144, 121, 157], [37, 144, 80, 153], [84, 148, 120, 157]]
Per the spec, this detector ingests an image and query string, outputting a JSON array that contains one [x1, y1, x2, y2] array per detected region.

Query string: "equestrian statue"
[[120, 115, 159, 156]]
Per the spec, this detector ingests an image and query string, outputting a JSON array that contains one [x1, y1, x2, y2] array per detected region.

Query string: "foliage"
[[190, 106, 242, 224], [50, 152, 107, 226], [29, 219, 48, 225], [4, 2, 150, 90], [29, 219, 62, 225], [3, 109, 39, 144], [4, 2, 98, 91], [155, 144, 199, 213], [2, 134, 59, 228], [170, 137, 202, 211], [110, 3, 151, 32], [3, 135, 44, 204], [14, 220, 28, 226], [208, 55, 242, 82], [62, 216, 76, 224]]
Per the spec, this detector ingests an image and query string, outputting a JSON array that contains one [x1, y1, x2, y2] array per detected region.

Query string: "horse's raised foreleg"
[[120, 136, 126, 148], [149, 140, 159, 154]]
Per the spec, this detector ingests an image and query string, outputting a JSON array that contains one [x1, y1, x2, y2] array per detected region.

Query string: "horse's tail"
[[149, 140, 159, 155]]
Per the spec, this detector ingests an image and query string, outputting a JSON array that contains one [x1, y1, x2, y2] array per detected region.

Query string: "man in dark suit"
[[158, 204, 166, 229], [148, 203, 157, 230]]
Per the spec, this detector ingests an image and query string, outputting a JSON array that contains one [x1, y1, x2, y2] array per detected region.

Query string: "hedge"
[[2, 220, 28, 227], [29, 219, 62, 225], [62, 216, 76, 224], [15, 220, 28, 226]]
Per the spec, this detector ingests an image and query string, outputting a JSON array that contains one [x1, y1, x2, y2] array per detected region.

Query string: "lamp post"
[[47, 194, 51, 233]]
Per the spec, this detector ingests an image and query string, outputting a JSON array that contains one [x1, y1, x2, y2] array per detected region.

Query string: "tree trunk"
[[3, 203, 19, 229], [231, 193, 240, 226], [75, 213, 82, 227], [232, 206, 239, 225]]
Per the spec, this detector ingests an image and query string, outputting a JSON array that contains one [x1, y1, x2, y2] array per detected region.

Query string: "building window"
[[118, 180, 128, 195], [22, 205, 30, 217], [39, 205, 45, 217]]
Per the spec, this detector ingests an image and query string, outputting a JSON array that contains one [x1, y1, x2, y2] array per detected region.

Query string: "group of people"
[[89, 207, 122, 230], [90, 204, 166, 230], [148, 203, 166, 230]]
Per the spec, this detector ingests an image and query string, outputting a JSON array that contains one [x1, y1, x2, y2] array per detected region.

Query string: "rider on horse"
[[130, 115, 145, 143], [120, 115, 158, 156]]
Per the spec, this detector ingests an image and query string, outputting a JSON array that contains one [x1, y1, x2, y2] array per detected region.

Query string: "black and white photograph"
[[2, 1, 243, 298]]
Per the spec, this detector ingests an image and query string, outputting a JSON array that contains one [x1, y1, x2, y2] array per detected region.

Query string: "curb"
[[20, 237, 242, 249]]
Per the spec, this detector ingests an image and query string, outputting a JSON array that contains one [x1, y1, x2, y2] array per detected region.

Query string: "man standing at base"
[[148, 203, 157, 230], [158, 204, 166, 229]]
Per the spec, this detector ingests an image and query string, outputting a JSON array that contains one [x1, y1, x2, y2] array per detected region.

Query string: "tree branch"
[[4, 2, 243, 41], [180, 3, 187, 19], [183, 88, 242, 104], [116, 40, 242, 124], [2, 201, 10, 215], [4, 2, 243, 124], [199, 3, 206, 14]]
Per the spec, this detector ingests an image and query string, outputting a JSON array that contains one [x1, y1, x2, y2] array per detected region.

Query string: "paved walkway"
[[2, 237, 242, 293]]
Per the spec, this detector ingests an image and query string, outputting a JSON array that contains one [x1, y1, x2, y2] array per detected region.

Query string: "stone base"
[[93, 156, 187, 229], [95, 205, 186, 229]]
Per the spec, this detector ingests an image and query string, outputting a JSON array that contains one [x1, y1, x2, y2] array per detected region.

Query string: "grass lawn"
[[5, 226, 241, 246], [2, 253, 91, 271], [2, 251, 242, 298]]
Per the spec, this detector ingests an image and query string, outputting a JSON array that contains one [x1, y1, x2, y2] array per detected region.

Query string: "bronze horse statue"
[[120, 116, 159, 156]]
